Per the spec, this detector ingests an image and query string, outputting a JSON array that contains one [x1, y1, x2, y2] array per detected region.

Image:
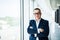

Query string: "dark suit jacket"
[[27, 18, 49, 40]]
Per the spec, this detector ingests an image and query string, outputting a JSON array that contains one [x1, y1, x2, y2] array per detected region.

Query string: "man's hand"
[[38, 28, 44, 33], [39, 28, 44, 32]]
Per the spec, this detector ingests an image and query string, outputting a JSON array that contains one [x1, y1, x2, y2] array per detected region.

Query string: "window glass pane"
[[0, 0, 20, 40]]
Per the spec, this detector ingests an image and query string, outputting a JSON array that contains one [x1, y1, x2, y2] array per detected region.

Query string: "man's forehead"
[[33, 10, 39, 13]]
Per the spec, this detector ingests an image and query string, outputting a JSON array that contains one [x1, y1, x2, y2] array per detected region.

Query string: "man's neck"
[[36, 18, 41, 22]]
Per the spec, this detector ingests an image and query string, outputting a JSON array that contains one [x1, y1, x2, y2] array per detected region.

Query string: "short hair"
[[34, 8, 41, 14]]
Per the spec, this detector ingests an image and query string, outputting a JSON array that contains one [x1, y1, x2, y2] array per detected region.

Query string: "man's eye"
[[34, 13, 39, 14]]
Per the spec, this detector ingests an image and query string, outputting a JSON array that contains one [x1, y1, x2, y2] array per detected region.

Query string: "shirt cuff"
[[38, 29, 40, 33], [34, 34, 37, 37]]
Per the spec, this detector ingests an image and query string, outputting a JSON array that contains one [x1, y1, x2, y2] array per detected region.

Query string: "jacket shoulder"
[[41, 18, 48, 23], [29, 20, 35, 22]]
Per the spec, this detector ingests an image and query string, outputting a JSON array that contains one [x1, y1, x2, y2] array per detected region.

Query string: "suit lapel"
[[33, 18, 43, 28], [38, 18, 43, 28], [34, 20, 37, 28]]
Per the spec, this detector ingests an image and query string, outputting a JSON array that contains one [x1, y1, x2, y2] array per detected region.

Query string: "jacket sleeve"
[[37, 21, 49, 37], [40, 21, 49, 37], [27, 20, 37, 34]]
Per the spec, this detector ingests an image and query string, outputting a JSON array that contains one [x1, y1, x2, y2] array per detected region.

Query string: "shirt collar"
[[35, 18, 41, 22]]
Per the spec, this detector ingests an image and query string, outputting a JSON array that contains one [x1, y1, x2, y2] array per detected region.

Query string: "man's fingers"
[[40, 29, 44, 32]]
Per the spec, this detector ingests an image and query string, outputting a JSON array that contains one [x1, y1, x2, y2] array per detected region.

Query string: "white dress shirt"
[[36, 19, 41, 29], [34, 18, 41, 37], [34, 18, 41, 40]]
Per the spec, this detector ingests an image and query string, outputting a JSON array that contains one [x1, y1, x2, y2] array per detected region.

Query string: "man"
[[27, 8, 49, 40]]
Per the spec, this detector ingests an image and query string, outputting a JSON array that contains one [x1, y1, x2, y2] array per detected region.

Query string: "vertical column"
[[20, 0, 24, 40], [24, 0, 30, 40]]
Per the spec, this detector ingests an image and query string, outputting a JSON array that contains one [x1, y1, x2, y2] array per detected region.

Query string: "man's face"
[[33, 10, 41, 20]]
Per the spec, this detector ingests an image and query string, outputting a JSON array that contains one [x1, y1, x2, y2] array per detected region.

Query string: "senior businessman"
[[27, 8, 49, 40]]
